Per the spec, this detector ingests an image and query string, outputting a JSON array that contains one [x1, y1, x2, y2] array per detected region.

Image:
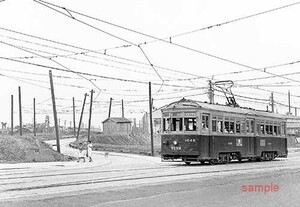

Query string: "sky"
[[0, 0, 300, 129]]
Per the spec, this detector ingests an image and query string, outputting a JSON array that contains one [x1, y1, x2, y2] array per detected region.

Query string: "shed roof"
[[102, 117, 132, 124]]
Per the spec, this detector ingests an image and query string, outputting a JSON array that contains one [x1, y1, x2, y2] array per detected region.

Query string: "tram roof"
[[163, 98, 286, 120]]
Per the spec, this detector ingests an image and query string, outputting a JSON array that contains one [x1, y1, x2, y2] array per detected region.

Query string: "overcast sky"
[[0, 0, 300, 128]]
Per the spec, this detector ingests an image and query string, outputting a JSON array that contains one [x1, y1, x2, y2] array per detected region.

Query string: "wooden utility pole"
[[270, 92, 274, 113], [208, 80, 214, 104], [33, 98, 36, 137], [18, 86, 22, 136], [11, 95, 13, 135], [77, 93, 87, 140], [108, 98, 112, 118], [87, 90, 94, 142], [121, 99, 124, 118], [49, 70, 60, 153], [72, 97, 76, 137], [288, 90, 291, 115], [149, 82, 154, 156]]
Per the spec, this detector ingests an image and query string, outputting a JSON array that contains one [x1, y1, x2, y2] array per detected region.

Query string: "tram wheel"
[[185, 162, 191, 165]]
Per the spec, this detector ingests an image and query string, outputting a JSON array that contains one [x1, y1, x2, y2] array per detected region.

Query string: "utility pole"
[[208, 80, 214, 104], [149, 82, 154, 156], [18, 86, 22, 136], [49, 70, 60, 153], [87, 90, 94, 142], [11, 95, 13, 135], [121, 99, 124, 118], [108, 97, 112, 118], [288, 90, 291, 115], [270, 92, 274, 113], [33, 98, 36, 137], [72, 97, 76, 137], [77, 93, 87, 140]]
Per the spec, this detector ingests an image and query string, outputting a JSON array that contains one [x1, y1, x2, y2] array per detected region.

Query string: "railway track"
[[1, 159, 297, 192]]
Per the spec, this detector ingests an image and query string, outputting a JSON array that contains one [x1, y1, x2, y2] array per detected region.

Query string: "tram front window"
[[184, 118, 196, 131], [171, 118, 183, 131], [163, 118, 170, 131]]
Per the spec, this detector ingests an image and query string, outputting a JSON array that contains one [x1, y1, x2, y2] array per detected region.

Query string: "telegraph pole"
[[72, 97, 76, 137], [77, 93, 87, 140], [11, 95, 13, 135], [18, 86, 22, 136], [49, 70, 60, 153], [108, 98, 112, 118], [121, 99, 124, 118], [288, 90, 291, 115], [87, 90, 94, 142], [270, 92, 274, 113], [33, 98, 36, 137], [149, 82, 154, 156], [208, 80, 214, 104]]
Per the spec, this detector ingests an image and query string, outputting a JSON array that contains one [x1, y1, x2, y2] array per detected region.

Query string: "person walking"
[[87, 141, 93, 162], [77, 143, 86, 163]]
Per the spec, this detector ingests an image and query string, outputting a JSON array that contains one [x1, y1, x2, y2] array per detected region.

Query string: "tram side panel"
[[255, 136, 287, 158], [209, 135, 255, 159]]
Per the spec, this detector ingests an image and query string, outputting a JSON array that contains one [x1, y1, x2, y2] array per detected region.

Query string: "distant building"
[[102, 117, 132, 135]]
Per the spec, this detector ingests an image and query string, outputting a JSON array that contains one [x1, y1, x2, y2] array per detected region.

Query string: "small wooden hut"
[[102, 117, 132, 135]]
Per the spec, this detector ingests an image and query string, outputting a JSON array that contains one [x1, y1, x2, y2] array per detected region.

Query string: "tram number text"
[[171, 146, 182, 150], [185, 138, 196, 143]]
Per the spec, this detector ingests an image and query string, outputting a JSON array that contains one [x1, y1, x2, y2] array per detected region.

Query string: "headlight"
[[173, 140, 178, 146]]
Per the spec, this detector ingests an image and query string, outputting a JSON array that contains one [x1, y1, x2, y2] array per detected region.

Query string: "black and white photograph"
[[0, 0, 300, 206]]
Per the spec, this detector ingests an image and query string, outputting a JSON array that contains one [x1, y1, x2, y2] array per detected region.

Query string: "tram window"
[[171, 118, 183, 131], [202, 115, 209, 131], [212, 117, 217, 132], [282, 122, 286, 135], [266, 125, 270, 135], [274, 125, 278, 135], [224, 118, 234, 133], [260, 124, 265, 134], [236, 120, 241, 133], [278, 124, 281, 135], [251, 121, 254, 133], [240, 120, 246, 134], [184, 118, 196, 131], [163, 118, 170, 131], [256, 124, 260, 134], [270, 125, 273, 135], [217, 117, 223, 133]]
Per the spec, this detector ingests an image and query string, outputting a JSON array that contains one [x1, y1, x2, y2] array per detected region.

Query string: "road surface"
[[0, 138, 300, 207]]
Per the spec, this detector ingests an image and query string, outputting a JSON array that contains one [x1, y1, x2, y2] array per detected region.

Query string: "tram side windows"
[[184, 118, 197, 131], [202, 114, 209, 132], [171, 118, 183, 131], [224, 117, 234, 133]]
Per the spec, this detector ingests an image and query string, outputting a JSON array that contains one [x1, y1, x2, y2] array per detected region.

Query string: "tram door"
[[246, 118, 255, 156], [201, 113, 211, 158]]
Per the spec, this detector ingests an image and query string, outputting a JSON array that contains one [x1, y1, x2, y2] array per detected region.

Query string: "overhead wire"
[[33, 0, 300, 85], [33, 0, 165, 92]]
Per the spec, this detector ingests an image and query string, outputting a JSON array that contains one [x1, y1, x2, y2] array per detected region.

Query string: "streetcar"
[[161, 98, 288, 165]]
